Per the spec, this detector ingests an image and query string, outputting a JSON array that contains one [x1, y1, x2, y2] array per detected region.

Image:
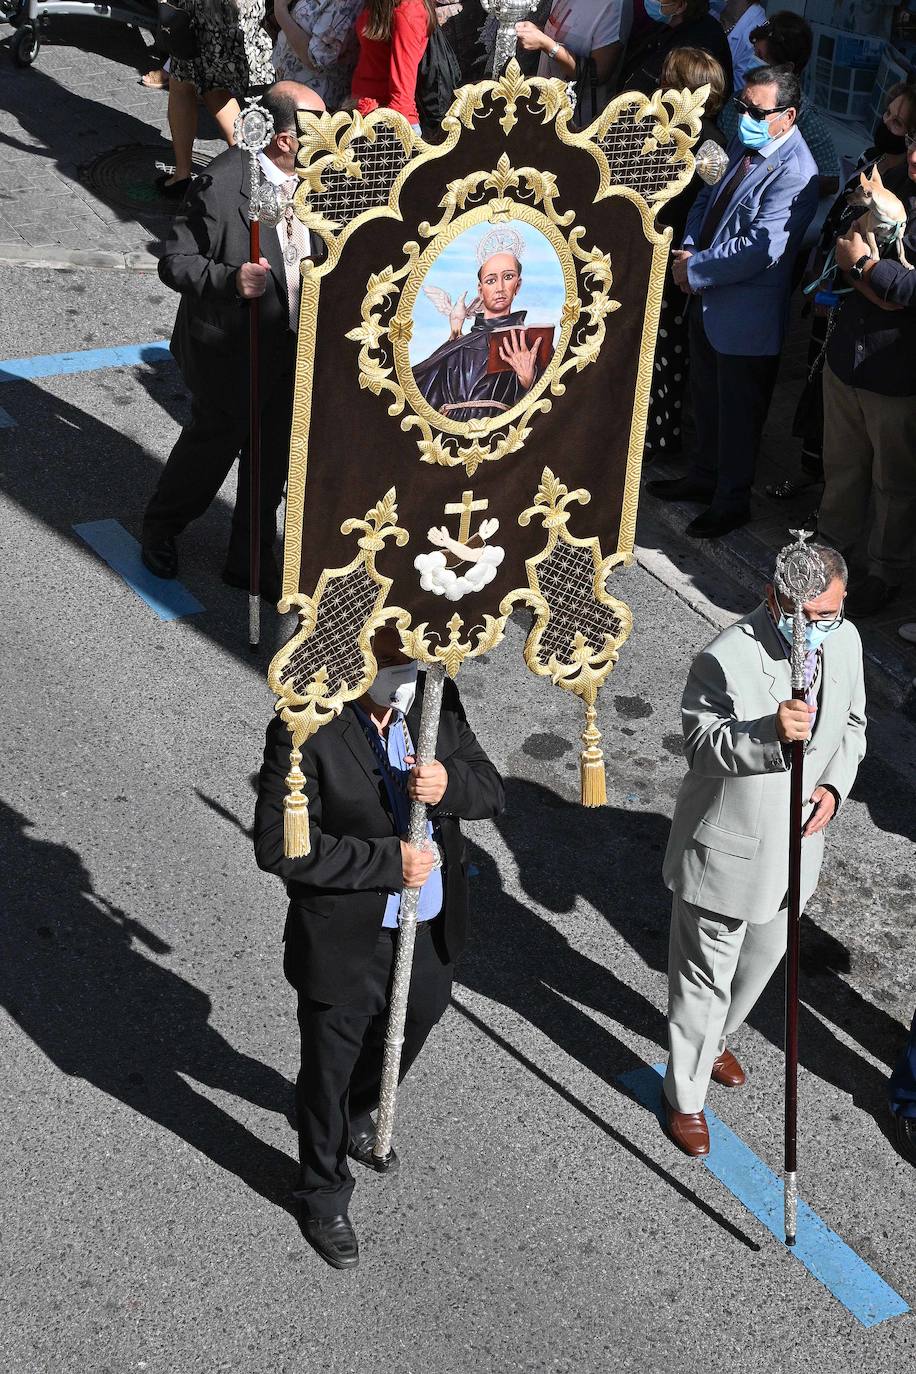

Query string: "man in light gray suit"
[[662, 545, 866, 1155]]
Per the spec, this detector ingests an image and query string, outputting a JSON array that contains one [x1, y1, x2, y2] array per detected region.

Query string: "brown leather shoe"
[[664, 1098, 710, 1157], [711, 1048, 746, 1088]]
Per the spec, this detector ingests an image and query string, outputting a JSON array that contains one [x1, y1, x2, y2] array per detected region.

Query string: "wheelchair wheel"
[[11, 22, 41, 66]]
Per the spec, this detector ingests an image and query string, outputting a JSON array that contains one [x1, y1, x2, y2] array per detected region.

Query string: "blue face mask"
[[738, 111, 773, 149], [773, 607, 837, 654], [644, 0, 678, 23]]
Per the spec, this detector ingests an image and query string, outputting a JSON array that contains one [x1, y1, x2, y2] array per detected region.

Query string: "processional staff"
[[773, 530, 828, 1246], [234, 96, 276, 652], [373, 664, 447, 1164]]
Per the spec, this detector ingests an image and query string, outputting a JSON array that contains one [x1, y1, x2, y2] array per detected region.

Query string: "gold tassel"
[[283, 746, 311, 857], [580, 699, 607, 808]]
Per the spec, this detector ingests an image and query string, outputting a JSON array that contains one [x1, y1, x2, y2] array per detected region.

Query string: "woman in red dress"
[[351, 0, 435, 128]]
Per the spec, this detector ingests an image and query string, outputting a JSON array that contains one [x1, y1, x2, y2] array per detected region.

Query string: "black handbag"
[[415, 26, 462, 138], [157, 1, 200, 60]]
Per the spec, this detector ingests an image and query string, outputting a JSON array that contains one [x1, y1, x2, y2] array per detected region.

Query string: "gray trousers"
[[664, 894, 788, 1114], [819, 363, 916, 585]]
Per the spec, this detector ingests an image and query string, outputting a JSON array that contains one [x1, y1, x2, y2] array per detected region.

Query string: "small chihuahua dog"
[[846, 165, 913, 269]]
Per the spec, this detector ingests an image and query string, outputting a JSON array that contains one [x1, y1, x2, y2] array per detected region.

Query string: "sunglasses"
[[734, 95, 790, 121]]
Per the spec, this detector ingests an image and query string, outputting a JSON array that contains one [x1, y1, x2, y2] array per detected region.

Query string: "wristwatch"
[[848, 254, 871, 281], [548, 40, 560, 60]]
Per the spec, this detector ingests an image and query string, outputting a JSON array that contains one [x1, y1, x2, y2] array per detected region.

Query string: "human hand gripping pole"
[[233, 97, 275, 652], [773, 530, 828, 1246], [373, 664, 447, 1164]]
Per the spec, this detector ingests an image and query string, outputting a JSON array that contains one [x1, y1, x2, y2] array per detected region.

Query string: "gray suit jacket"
[[663, 604, 867, 923]]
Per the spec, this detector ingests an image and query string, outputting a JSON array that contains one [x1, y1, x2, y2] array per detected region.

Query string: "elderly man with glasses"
[[659, 544, 866, 1156], [648, 63, 819, 539]]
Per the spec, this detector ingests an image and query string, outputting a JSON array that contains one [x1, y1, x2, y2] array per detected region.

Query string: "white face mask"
[[369, 661, 418, 714]]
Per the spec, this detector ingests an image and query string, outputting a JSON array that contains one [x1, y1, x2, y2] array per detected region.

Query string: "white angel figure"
[[421, 285, 484, 340]]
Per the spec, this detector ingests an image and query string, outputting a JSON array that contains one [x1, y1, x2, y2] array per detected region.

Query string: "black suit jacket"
[[159, 147, 320, 416], [253, 676, 505, 1004]]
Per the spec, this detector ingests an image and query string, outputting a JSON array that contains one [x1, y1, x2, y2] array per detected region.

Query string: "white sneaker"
[[898, 623, 916, 644]]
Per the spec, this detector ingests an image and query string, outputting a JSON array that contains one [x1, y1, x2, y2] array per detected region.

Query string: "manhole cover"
[[79, 144, 214, 217]]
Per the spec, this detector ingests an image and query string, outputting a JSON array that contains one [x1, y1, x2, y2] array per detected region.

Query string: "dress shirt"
[[352, 706, 444, 927]]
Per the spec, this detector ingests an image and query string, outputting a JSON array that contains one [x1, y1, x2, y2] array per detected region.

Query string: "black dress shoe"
[[892, 1113, 916, 1166], [845, 574, 900, 619], [221, 561, 282, 603], [645, 474, 716, 503], [301, 1213, 359, 1270], [348, 1123, 399, 1173], [141, 534, 178, 579], [686, 505, 751, 539]]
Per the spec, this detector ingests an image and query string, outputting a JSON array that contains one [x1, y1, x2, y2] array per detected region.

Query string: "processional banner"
[[269, 63, 708, 854]]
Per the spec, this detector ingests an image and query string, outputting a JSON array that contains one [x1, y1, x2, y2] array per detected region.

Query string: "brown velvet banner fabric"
[[271, 69, 705, 746]]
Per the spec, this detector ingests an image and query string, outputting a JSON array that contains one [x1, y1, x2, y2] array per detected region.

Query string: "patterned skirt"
[[170, 0, 275, 95]]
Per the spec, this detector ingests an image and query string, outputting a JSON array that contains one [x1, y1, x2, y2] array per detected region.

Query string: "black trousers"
[[292, 922, 454, 1219], [688, 301, 780, 512], [142, 350, 295, 569]]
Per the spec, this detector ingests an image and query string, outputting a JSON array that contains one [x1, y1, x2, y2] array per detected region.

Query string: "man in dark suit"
[[140, 81, 325, 597], [254, 628, 504, 1268]]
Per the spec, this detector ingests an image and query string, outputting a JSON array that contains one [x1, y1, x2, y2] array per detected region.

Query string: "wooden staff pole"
[[248, 214, 262, 652], [774, 531, 828, 1246], [233, 96, 275, 652]]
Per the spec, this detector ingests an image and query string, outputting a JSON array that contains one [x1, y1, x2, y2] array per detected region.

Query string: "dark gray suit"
[[142, 146, 308, 572]]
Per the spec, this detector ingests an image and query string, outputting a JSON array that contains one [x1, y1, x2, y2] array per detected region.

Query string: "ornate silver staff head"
[[255, 180, 291, 229], [695, 139, 729, 186], [774, 529, 829, 690], [480, 0, 538, 78], [233, 95, 275, 220]]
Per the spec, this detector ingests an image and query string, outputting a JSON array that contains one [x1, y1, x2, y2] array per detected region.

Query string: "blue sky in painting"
[[408, 220, 566, 367]]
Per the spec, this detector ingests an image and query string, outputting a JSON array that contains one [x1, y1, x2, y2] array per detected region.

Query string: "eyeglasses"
[[808, 608, 845, 633], [733, 95, 790, 121], [749, 20, 771, 41]]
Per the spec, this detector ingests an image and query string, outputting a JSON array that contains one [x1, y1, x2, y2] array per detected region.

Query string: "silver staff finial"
[[774, 529, 828, 607], [234, 95, 275, 220], [774, 530, 829, 691]]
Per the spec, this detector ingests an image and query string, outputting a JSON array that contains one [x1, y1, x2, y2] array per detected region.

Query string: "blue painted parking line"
[[619, 1063, 909, 1329], [0, 405, 15, 428], [0, 341, 170, 384], [73, 519, 204, 622]]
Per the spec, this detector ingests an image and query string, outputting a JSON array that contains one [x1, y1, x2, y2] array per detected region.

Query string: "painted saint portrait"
[[409, 223, 566, 424]]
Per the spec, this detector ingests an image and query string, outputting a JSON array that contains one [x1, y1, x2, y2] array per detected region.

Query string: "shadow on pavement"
[[0, 360, 295, 672], [490, 776, 901, 1122], [451, 995, 760, 1252], [0, 800, 297, 1211]]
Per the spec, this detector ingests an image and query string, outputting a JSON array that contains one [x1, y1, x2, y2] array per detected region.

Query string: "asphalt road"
[[1, 265, 914, 1372]]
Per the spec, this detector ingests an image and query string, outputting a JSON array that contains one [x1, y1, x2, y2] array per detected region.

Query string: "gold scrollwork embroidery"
[[270, 487, 409, 747], [504, 467, 634, 701]]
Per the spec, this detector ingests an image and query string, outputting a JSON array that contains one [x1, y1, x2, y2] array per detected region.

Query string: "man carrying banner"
[[660, 545, 866, 1155], [254, 628, 503, 1267]]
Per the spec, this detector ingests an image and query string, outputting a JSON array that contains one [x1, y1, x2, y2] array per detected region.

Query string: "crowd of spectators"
[[144, 0, 916, 656]]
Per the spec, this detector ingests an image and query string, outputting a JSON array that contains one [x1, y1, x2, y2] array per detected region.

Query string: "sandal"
[[155, 172, 192, 199]]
